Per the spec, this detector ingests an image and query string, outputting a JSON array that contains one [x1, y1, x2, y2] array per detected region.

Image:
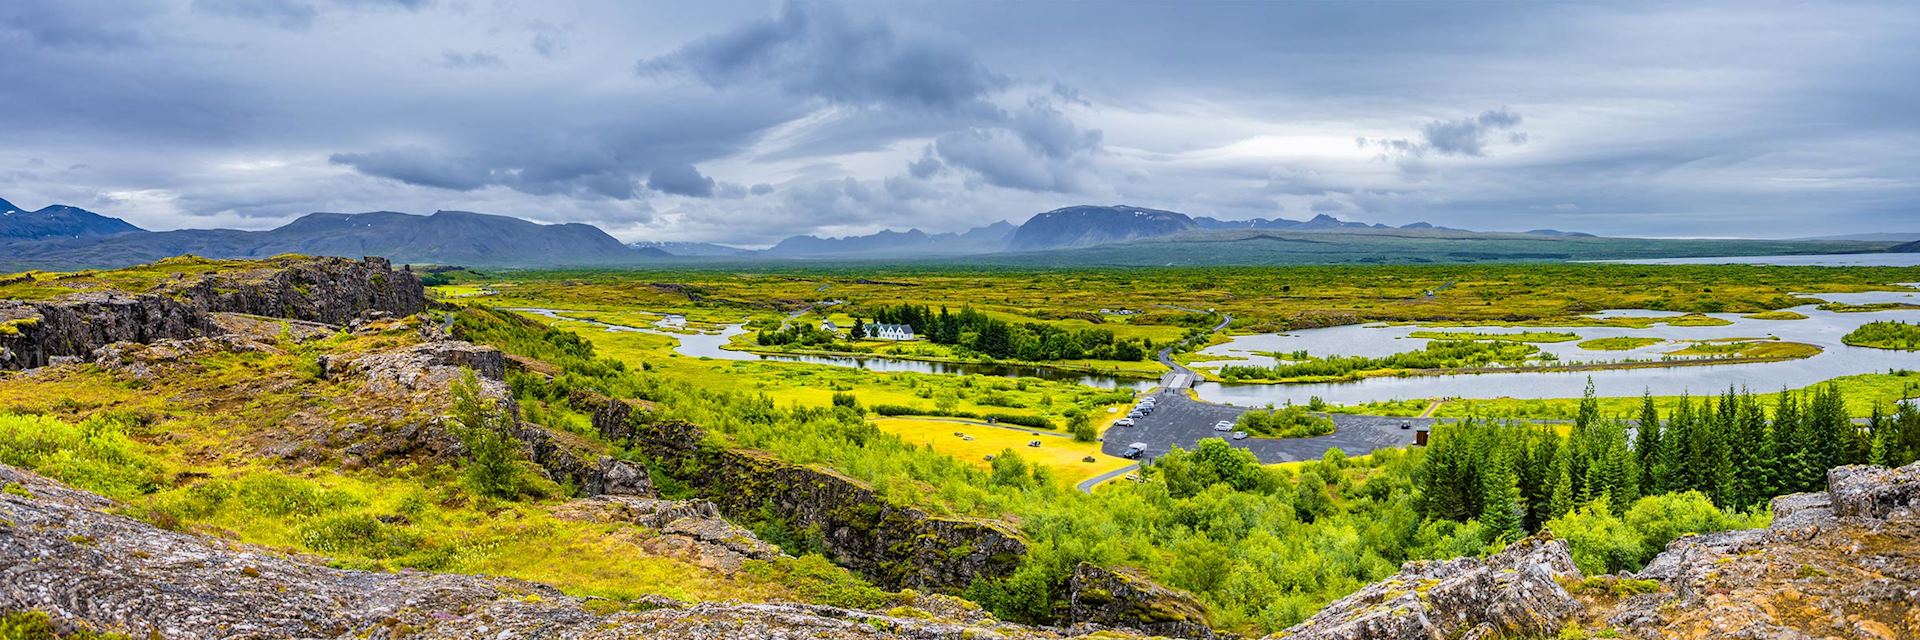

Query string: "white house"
[[821, 320, 838, 334], [870, 323, 915, 341]]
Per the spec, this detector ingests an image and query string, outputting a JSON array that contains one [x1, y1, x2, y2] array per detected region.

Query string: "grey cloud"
[[441, 51, 505, 69], [192, 0, 318, 30], [749, 183, 776, 196], [330, 146, 642, 200], [529, 21, 571, 58], [327, 147, 496, 192], [907, 154, 943, 178], [931, 98, 1101, 193], [192, 0, 430, 31], [1422, 108, 1524, 156], [1360, 108, 1527, 161], [648, 164, 717, 198], [0, 2, 150, 48], [637, 0, 1006, 112]]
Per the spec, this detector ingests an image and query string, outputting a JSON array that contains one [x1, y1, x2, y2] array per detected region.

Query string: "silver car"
[[1231, 431, 1248, 440], [1212, 420, 1234, 431]]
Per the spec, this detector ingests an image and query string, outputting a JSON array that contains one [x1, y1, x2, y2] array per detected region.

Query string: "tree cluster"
[[864, 304, 1150, 362]]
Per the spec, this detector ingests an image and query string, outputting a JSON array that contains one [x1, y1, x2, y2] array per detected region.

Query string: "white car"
[[1231, 431, 1248, 440], [1115, 418, 1135, 427], [1212, 420, 1234, 431]]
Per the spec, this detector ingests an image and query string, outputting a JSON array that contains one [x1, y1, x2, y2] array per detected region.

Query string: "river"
[[513, 285, 1920, 406]]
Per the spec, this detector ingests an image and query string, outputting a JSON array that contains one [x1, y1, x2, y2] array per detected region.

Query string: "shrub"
[[0, 413, 162, 500], [450, 370, 536, 500]]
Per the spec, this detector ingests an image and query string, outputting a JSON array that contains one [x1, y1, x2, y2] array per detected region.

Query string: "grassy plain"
[[1579, 337, 1664, 350], [871, 417, 1134, 486]]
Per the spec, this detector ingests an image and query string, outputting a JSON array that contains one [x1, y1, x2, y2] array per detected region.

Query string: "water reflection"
[[512, 308, 1156, 391]]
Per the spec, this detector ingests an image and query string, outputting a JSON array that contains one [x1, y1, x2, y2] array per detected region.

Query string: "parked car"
[[1212, 420, 1235, 431], [1232, 431, 1248, 440], [1028, 440, 1042, 447], [1121, 442, 1149, 459], [1400, 420, 1412, 430], [1115, 418, 1135, 427]]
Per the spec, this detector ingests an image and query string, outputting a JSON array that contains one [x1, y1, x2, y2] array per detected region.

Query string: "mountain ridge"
[[0, 200, 147, 240]]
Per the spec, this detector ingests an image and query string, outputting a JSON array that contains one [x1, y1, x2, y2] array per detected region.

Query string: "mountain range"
[[0, 196, 1909, 269]]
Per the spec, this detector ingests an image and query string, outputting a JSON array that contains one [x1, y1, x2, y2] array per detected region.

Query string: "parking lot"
[[1100, 388, 1431, 464]]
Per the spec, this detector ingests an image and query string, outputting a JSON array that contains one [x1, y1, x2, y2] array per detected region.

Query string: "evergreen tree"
[[1522, 430, 1560, 531], [1807, 383, 1851, 484], [1420, 422, 1479, 522], [1773, 389, 1809, 492], [1728, 390, 1772, 509], [1662, 395, 1696, 493], [1547, 443, 1574, 522], [1481, 448, 1527, 543], [1869, 406, 1892, 467], [850, 317, 866, 339], [1634, 390, 1663, 492]]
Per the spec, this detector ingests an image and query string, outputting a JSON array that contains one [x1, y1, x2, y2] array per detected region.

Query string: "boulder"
[[1066, 563, 1214, 639], [1827, 461, 1920, 519], [1273, 535, 1583, 640]]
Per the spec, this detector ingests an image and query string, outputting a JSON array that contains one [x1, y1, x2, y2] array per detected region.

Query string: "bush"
[[451, 370, 537, 500], [1546, 501, 1642, 575], [298, 512, 422, 559], [0, 413, 163, 500], [1236, 406, 1335, 438]]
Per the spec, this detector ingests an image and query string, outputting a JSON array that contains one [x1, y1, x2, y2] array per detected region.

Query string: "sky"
[[1, 0, 1916, 245]]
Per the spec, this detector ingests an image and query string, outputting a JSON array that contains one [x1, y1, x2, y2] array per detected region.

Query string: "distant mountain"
[[1525, 229, 1598, 238], [630, 241, 752, 257], [764, 221, 1015, 257], [1891, 240, 1920, 253], [0, 199, 146, 240], [2, 207, 662, 269], [1007, 205, 1197, 251]]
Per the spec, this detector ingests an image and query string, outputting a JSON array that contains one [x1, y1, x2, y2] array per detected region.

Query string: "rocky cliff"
[[609, 411, 1029, 593], [0, 256, 424, 370], [1273, 461, 1920, 640], [572, 391, 1216, 637], [0, 463, 1153, 639]]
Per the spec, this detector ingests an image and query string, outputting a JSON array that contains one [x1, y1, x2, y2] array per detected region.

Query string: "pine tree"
[[1421, 422, 1478, 522], [1662, 395, 1696, 493], [1634, 390, 1663, 492], [1807, 384, 1851, 485], [1728, 390, 1772, 509], [1773, 389, 1808, 492], [1869, 406, 1892, 467], [1481, 448, 1527, 543], [1547, 442, 1574, 521]]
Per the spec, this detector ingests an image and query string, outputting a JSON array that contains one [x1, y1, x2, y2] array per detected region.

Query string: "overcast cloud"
[[1, 0, 1915, 243]]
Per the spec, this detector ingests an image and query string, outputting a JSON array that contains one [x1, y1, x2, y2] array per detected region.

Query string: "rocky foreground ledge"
[[1273, 461, 1920, 640], [0, 463, 1161, 639]]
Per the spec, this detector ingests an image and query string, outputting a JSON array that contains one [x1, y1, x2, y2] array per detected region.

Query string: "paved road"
[[1075, 463, 1140, 493]]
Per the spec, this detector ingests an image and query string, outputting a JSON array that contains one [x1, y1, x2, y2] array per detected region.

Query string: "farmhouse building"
[[870, 323, 915, 341]]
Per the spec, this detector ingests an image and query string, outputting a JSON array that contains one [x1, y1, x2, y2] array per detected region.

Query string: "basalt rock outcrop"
[[160, 256, 426, 325], [1273, 461, 1920, 640], [574, 392, 1217, 638], [580, 398, 1028, 591], [0, 464, 1150, 640], [0, 256, 423, 370], [555, 495, 783, 571], [0, 292, 212, 369], [1598, 462, 1920, 639], [1066, 563, 1215, 639], [642, 418, 1028, 593], [1274, 535, 1583, 640]]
